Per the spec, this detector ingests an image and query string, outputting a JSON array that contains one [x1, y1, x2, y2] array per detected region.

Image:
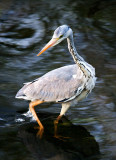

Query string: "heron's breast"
[[85, 75, 96, 91]]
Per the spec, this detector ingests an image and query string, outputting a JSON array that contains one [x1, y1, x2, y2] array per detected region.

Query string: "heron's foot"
[[54, 134, 70, 141], [34, 126, 44, 139]]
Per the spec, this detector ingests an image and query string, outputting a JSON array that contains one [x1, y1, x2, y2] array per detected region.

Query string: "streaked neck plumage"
[[67, 33, 93, 77], [67, 34, 84, 63]]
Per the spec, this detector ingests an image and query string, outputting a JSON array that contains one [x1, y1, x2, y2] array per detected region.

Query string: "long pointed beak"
[[37, 38, 59, 56]]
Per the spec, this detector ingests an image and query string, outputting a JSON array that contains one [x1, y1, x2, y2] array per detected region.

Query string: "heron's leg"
[[54, 115, 62, 138], [29, 100, 44, 138], [54, 103, 70, 139]]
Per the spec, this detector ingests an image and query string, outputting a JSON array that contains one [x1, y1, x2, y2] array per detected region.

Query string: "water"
[[0, 0, 116, 159]]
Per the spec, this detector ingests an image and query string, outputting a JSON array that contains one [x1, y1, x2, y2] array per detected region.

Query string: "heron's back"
[[16, 64, 94, 102]]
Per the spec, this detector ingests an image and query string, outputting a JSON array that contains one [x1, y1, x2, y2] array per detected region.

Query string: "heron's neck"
[[67, 34, 84, 63], [67, 34, 91, 76]]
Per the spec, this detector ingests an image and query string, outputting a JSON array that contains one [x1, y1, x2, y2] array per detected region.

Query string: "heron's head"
[[37, 25, 72, 56]]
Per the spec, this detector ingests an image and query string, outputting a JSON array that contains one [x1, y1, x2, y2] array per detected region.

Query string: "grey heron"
[[15, 25, 96, 138]]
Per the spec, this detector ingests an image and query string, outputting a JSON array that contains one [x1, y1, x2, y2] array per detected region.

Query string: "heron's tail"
[[15, 83, 30, 100]]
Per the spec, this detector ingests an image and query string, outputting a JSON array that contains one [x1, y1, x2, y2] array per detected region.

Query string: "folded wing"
[[16, 64, 86, 102]]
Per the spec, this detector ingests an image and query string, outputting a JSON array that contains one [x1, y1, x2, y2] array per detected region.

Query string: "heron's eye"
[[59, 35, 63, 38]]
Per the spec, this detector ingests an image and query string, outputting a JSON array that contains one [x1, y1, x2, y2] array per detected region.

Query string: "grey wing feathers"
[[16, 64, 85, 102]]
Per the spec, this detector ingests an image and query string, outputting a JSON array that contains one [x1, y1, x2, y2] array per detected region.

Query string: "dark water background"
[[0, 0, 116, 160]]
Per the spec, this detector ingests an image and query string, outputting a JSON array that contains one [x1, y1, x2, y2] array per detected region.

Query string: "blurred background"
[[0, 0, 116, 160]]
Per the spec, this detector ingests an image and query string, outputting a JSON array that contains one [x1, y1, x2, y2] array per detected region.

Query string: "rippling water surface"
[[0, 0, 116, 160]]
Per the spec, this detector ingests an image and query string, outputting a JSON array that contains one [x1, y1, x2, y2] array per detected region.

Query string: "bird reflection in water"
[[18, 112, 100, 160]]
